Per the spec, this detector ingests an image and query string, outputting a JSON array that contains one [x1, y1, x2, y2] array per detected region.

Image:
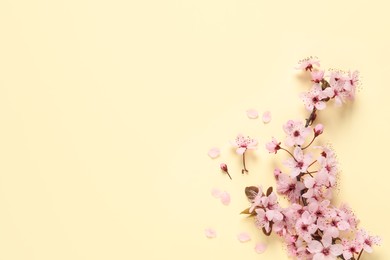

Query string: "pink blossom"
[[295, 211, 318, 242], [283, 120, 311, 147], [246, 109, 259, 119], [342, 239, 362, 260], [343, 70, 359, 92], [301, 85, 328, 111], [284, 147, 313, 178], [357, 229, 381, 253], [208, 147, 220, 158], [237, 232, 251, 242], [311, 70, 325, 83], [265, 137, 281, 154], [297, 57, 320, 71], [276, 173, 305, 203], [308, 236, 343, 259], [314, 124, 324, 136], [303, 171, 330, 201], [232, 134, 258, 155], [262, 111, 272, 123]]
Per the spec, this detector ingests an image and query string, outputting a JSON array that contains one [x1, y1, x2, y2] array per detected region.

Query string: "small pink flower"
[[208, 147, 220, 158], [308, 236, 343, 259], [204, 228, 217, 238], [314, 124, 324, 136], [301, 85, 328, 111], [232, 134, 258, 155], [342, 239, 362, 260], [246, 109, 259, 119], [276, 173, 305, 203], [297, 57, 320, 71], [284, 147, 313, 178], [237, 232, 251, 242], [254, 242, 267, 254], [295, 211, 318, 242], [283, 120, 311, 147], [262, 111, 272, 123], [265, 137, 281, 154], [357, 229, 381, 253], [343, 70, 359, 91], [311, 70, 325, 83]]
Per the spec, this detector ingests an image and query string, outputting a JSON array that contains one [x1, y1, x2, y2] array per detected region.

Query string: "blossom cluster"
[[239, 58, 380, 259]]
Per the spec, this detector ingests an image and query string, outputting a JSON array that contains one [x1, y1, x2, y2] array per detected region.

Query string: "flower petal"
[[237, 232, 251, 242], [208, 147, 220, 159], [236, 147, 246, 155], [204, 228, 217, 238], [262, 111, 272, 123], [219, 191, 231, 205], [211, 188, 221, 198], [246, 109, 259, 119], [255, 243, 267, 254]]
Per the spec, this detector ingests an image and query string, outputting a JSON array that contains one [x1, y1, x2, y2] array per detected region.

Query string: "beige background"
[[0, 0, 389, 259]]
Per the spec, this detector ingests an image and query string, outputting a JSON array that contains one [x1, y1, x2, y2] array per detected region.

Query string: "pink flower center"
[[301, 224, 308, 232], [312, 96, 319, 103], [365, 239, 372, 246], [322, 248, 330, 256], [288, 183, 296, 192], [293, 130, 300, 137], [296, 161, 304, 169]]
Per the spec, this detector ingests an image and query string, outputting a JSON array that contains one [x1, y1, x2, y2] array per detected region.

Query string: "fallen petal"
[[246, 109, 259, 119], [219, 191, 231, 205], [204, 228, 217, 238], [211, 188, 221, 198], [255, 242, 267, 253], [262, 111, 272, 123], [237, 232, 251, 242], [208, 147, 220, 158]]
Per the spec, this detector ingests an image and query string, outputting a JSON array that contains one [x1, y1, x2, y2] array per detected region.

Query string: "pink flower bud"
[[314, 124, 324, 136], [220, 163, 228, 172]]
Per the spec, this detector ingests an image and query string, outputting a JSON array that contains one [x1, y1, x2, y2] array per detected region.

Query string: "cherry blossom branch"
[[280, 147, 298, 162], [357, 249, 364, 260]]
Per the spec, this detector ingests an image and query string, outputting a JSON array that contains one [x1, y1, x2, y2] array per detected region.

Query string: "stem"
[[307, 160, 317, 169], [242, 152, 248, 174], [357, 249, 364, 260], [302, 135, 317, 150], [226, 171, 232, 180], [280, 148, 297, 162]]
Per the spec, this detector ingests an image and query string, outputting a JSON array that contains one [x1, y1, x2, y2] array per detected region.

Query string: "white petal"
[[208, 147, 220, 158], [308, 240, 323, 253], [262, 111, 272, 123], [220, 191, 231, 205], [236, 147, 246, 155], [330, 244, 343, 256], [237, 232, 251, 242], [246, 109, 259, 119], [204, 228, 217, 238], [254, 242, 267, 253]]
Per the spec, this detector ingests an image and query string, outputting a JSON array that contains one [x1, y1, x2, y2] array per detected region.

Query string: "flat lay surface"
[[0, 0, 389, 259]]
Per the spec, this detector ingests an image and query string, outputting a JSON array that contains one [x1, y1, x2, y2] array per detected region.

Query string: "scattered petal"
[[262, 111, 272, 123], [211, 188, 221, 198], [219, 191, 231, 205], [208, 147, 220, 158], [246, 109, 259, 119], [255, 242, 267, 253], [204, 228, 217, 238], [237, 232, 251, 242]]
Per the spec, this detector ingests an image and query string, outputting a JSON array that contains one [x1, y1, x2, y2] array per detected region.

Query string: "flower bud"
[[220, 163, 228, 172], [314, 124, 324, 136]]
